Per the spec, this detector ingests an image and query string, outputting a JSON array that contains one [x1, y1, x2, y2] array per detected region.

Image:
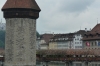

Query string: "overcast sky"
[[0, 0, 100, 34]]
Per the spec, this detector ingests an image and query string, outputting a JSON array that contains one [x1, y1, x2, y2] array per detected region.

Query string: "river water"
[[0, 61, 100, 66], [36, 61, 100, 66], [36, 61, 67, 66]]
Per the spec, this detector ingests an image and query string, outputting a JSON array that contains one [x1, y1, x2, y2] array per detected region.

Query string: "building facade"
[[49, 30, 87, 50], [37, 34, 54, 50], [73, 30, 87, 49], [49, 33, 74, 49], [83, 24, 100, 49]]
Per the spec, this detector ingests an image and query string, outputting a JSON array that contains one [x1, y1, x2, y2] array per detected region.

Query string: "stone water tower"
[[2, 0, 41, 66]]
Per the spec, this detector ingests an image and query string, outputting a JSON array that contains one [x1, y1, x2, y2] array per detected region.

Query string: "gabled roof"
[[2, 0, 41, 11], [83, 24, 100, 40], [50, 33, 75, 42], [90, 24, 100, 34], [75, 30, 87, 37], [75, 30, 86, 34], [40, 34, 54, 44], [85, 24, 100, 35]]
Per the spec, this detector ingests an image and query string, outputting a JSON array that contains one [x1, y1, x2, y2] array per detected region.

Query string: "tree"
[[0, 40, 5, 48], [36, 31, 40, 38], [0, 30, 5, 48]]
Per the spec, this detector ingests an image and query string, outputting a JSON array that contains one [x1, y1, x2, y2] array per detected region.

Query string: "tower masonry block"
[[2, 0, 41, 66]]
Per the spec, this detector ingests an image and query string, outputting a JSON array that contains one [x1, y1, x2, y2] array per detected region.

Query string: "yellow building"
[[49, 42, 57, 49]]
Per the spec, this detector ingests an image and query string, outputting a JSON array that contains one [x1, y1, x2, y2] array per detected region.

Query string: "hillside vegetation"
[[0, 30, 5, 48]]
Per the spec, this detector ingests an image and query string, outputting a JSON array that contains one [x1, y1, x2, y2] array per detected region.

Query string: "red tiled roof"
[[2, 0, 41, 11], [40, 34, 54, 44], [84, 24, 100, 35], [91, 24, 100, 34], [83, 24, 100, 40]]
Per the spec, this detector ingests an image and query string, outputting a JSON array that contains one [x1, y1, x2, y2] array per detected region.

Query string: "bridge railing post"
[[70, 62, 73, 66], [67, 61, 72, 66], [82, 61, 87, 66], [65, 62, 67, 66], [84, 61, 88, 66], [65, 62, 69, 66]]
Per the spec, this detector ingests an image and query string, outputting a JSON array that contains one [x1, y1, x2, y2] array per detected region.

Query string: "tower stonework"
[[2, 0, 41, 66]]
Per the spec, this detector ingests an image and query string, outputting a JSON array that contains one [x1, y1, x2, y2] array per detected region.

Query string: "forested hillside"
[[0, 30, 5, 48]]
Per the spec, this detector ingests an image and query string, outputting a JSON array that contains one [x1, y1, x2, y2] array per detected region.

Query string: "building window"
[[95, 43, 97, 46], [98, 34, 100, 37], [95, 41, 97, 45], [86, 36, 88, 38], [91, 42, 93, 46], [91, 35, 93, 37]]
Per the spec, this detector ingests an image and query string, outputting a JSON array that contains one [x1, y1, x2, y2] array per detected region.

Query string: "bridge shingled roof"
[[37, 49, 100, 56]]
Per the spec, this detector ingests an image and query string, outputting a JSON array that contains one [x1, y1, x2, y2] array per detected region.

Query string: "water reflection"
[[36, 61, 100, 66], [36, 61, 66, 66], [1, 61, 100, 66]]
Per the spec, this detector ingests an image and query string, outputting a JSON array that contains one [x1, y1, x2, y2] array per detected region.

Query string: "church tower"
[[2, 0, 41, 66]]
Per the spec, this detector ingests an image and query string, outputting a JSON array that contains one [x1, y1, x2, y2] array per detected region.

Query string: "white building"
[[49, 33, 74, 49], [49, 30, 87, 50], [38, 30, 87, 50], [73, 30, 87, 49]]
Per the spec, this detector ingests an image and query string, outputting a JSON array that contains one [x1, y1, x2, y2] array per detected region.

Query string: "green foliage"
[[0, 30, 5, 48], [0, 40, 5, 48], [36, 31, 40, 38]]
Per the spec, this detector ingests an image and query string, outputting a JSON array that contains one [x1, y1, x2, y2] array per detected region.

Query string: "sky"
[[0, 0, 100, 34]]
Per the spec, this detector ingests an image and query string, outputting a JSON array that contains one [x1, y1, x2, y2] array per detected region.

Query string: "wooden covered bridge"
[[36, 49, 100, 62], [0, 49, 100, 62]]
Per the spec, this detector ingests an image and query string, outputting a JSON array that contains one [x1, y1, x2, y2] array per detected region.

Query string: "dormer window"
[[91, 35, 93, 37], [63, 38, 65, 40], [58, 38, 60, 40], [55, 39, 57, 41], [98, 34, 100, 37], [65, 38, 68, 40], [50, 39, 53, 41], [86, 35, 88, 38]]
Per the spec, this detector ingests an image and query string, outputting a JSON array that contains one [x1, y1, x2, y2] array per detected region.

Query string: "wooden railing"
[[37, 57, 100, 62]]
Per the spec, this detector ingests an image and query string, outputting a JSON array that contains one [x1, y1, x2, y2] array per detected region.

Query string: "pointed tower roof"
[[2, 0, 41, 11]]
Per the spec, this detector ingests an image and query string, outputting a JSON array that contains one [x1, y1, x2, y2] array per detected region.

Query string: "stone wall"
[[5, 18, 36, 66]]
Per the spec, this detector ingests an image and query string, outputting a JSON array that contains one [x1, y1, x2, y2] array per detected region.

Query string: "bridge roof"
[[37, 49, 100, 56]]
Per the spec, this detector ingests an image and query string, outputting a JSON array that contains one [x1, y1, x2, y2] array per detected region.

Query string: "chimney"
[[85, 28, 87, 32]]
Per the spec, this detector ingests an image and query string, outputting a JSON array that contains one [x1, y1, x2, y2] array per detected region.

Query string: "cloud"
[[58, 0, 95, 13], [36, 0, 96, 33], [0, 0, 99, 34], [0, 0, 6, 23]]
